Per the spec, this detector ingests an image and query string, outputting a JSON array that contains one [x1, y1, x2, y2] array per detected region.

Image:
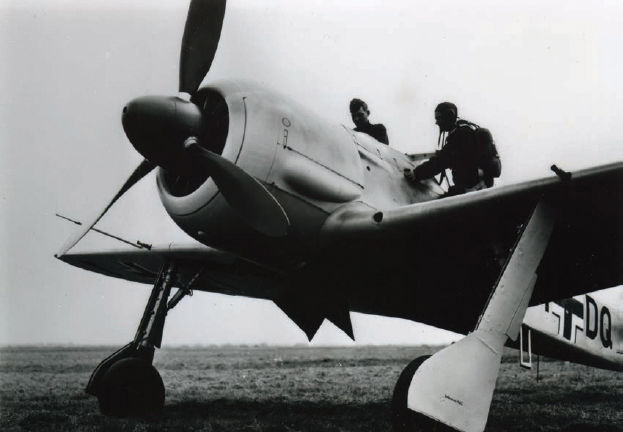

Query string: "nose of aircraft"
[[122, 95, 204, 171]]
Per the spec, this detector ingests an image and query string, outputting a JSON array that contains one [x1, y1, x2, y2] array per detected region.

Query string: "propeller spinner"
[[58, 0, 289, 256]]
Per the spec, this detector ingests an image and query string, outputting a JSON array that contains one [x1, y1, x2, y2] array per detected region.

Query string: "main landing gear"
[[392, 355, 457, 432], [391, 200, 556, 432], [86, 263, 191, 416]]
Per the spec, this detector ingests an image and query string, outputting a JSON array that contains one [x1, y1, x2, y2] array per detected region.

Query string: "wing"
[[57, 163, 621, 338], [319, 162, 623, 334], [57, 243, 283, 300]]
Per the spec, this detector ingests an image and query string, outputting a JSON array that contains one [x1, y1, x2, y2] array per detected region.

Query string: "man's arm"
[[376, 124, 389, 145], [403, 153, 444, 183], [413, 154, 445, 179]]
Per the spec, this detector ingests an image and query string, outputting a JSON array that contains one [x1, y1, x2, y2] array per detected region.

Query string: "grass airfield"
[[1, 345, 621, 431]]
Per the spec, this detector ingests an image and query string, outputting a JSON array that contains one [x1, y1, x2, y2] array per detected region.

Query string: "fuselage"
[[522, 292, 622, 371], [156, 80, 443, 266]]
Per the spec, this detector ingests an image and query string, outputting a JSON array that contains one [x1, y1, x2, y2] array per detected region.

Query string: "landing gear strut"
[[86, 263, 181, 416], [392, 355, 459, 432], [391, 200, 556, 432]]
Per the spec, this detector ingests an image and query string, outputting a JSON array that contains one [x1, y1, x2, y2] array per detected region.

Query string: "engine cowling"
[[156, 81, 365, 263]]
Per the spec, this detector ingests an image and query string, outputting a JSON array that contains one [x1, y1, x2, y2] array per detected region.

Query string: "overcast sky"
[[1, 0, 621, 346]]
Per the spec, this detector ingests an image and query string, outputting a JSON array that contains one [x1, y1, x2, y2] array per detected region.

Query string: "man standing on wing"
[[405, 102, 500, 196]]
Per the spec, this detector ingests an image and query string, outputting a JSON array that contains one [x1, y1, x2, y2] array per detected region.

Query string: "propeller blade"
[[56, 159, 156, 257], [185, 139, 290, 237], [179, 0, 227, 94]]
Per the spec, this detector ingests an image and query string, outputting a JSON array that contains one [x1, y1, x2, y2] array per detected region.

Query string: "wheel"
[[391, 355, 457, 432], [97, 357, 164, 417]]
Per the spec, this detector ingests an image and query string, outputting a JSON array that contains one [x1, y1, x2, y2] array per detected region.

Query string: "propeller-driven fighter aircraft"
[[56, 1, 622, 431]]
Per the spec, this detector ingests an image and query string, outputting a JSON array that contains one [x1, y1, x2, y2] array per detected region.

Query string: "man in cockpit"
[[404, 102, 500, 196], [350, 98, 389, 145]]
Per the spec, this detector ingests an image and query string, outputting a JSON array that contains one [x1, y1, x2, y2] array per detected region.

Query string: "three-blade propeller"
[[58, 0, 289, 256]]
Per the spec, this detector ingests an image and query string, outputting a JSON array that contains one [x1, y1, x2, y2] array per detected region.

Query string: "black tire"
[[391, 355, 457, 432], [97, 357, 164, 417]]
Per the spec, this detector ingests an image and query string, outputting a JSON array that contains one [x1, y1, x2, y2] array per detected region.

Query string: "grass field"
[[0, 346, 621, 431]]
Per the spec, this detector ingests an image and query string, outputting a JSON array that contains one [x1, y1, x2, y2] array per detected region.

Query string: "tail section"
[[521, 290, 622, 371]]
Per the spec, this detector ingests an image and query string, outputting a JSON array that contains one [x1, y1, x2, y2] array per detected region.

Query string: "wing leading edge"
[[57, 243, 284, 301], [319, 162, 622, 334]]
